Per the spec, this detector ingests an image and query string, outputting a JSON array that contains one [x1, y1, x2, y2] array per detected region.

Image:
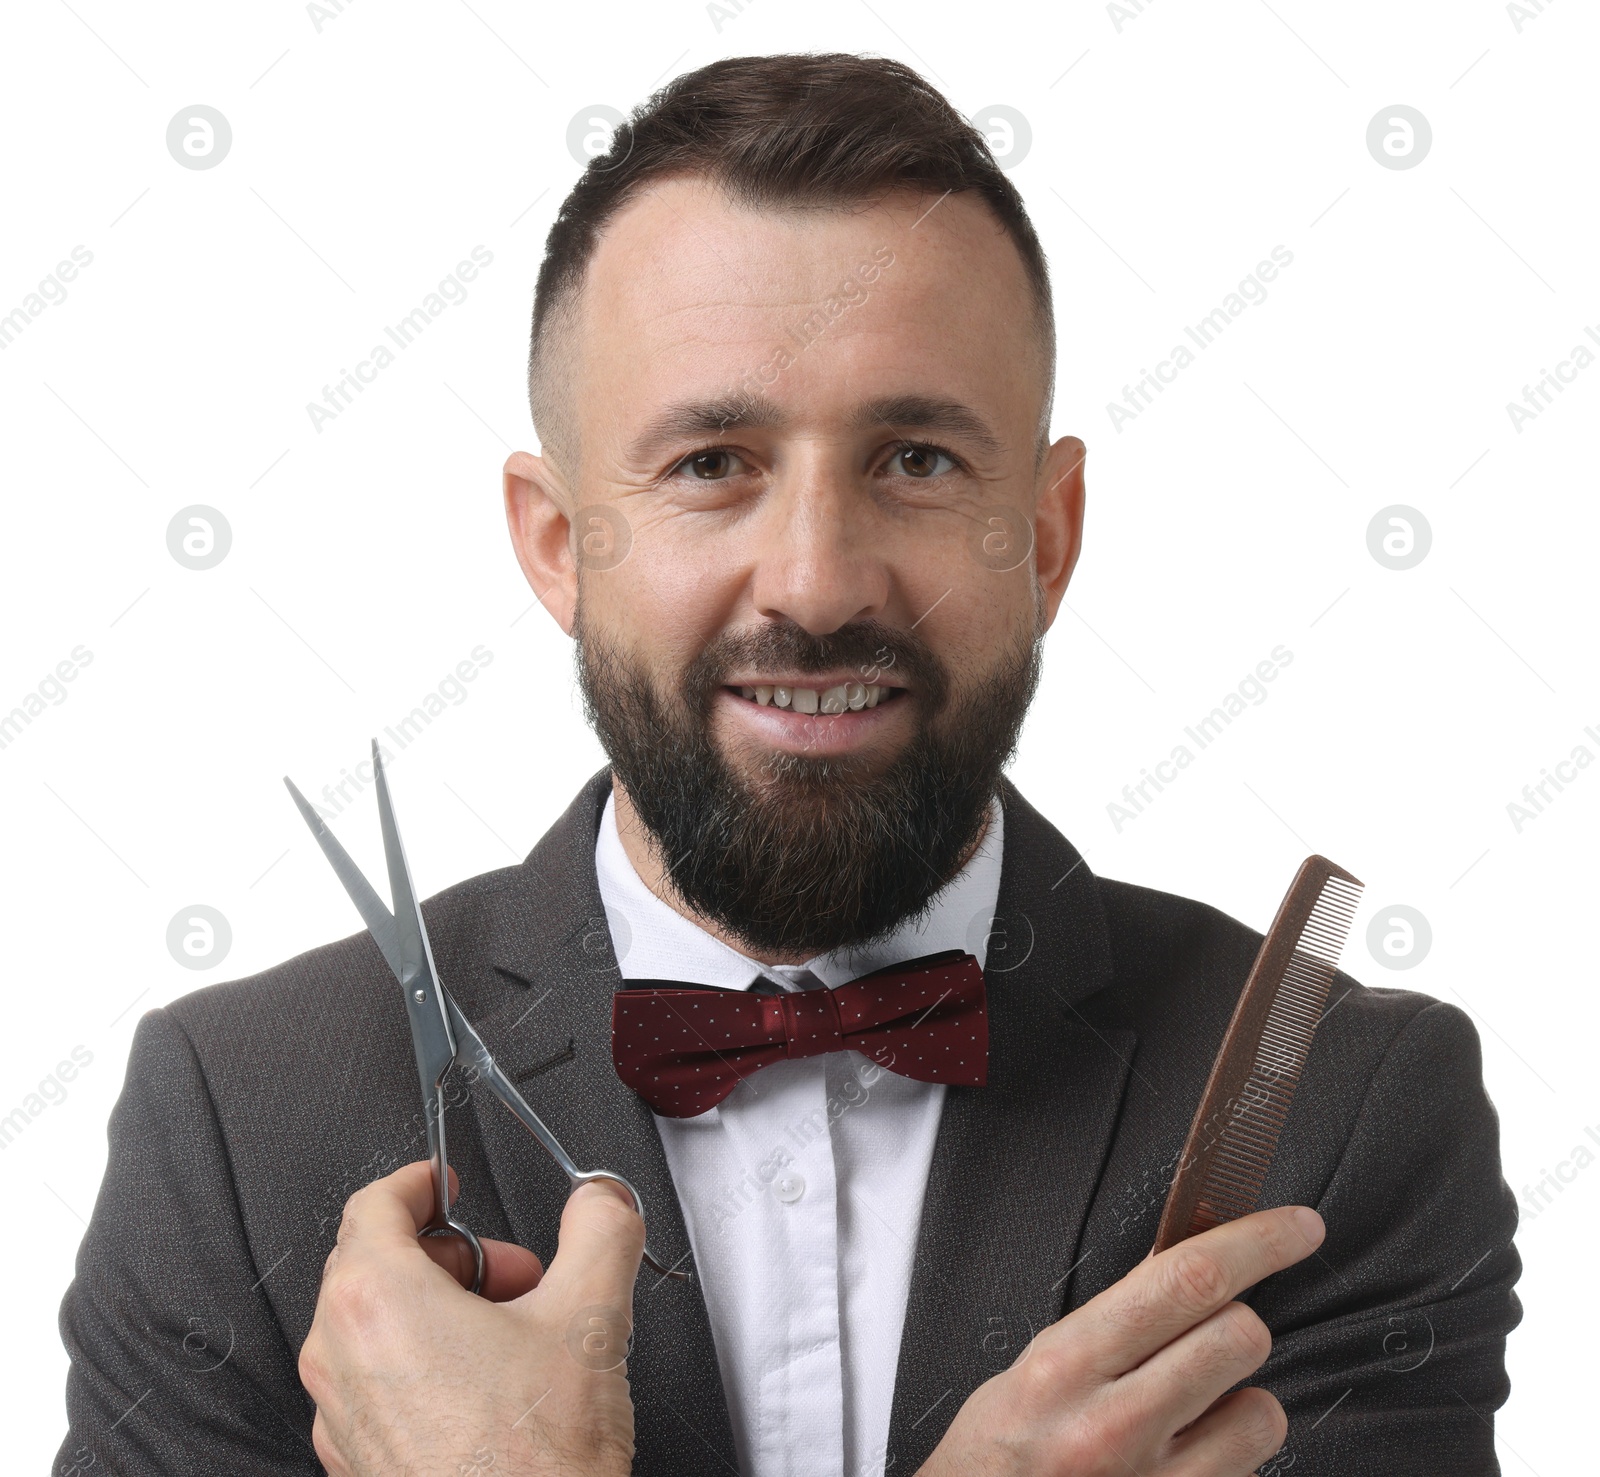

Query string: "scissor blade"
[[370, 739, 427, 989], [439, 986, 579, 1179], [365, 741, 459, 1086], [285, 756, 458, 1100], [282, 773, 405, 982]]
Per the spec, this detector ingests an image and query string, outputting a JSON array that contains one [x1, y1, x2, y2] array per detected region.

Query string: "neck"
[[609, 777, 992, 967]]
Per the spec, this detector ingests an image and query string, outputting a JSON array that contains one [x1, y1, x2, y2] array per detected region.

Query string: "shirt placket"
[[717, 1044, 845, 1474]]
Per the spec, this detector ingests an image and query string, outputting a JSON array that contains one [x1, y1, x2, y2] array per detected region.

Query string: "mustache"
[[573, 603, 1042, 955], [682, 618, 948, 710]]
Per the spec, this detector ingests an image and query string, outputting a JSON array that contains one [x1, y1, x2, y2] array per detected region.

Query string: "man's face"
[[506, 176, 1085, 958]]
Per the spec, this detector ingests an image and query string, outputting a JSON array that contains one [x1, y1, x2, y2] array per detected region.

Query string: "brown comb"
[[1152, 855, 1364, 1253]]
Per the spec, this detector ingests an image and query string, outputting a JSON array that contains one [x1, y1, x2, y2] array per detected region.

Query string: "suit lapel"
[[450, 769, 739, 1476], [884, 779, 1136, 1474]]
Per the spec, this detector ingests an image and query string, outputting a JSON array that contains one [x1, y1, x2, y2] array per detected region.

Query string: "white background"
[[2, 0, 1593, 1470]]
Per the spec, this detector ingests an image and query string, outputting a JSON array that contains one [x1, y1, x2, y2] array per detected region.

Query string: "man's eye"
[[668, 442, 962, 482], [889, 443, 959, 479], [673, 447, 748, 480]]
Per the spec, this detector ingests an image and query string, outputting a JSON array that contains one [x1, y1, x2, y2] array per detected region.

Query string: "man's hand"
[[917, 1204, 1326, 1477], [299, 1160, 646, 1477]]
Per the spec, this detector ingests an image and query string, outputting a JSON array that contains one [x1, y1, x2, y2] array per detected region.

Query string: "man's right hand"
[[298, 1163, 645, 1477], [917, 1204, 1325, 1477]]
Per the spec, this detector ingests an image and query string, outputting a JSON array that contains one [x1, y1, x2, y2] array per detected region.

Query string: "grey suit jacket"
[[55, 770, 1522, 1475]]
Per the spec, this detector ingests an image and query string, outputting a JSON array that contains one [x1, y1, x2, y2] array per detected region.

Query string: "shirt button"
[[772, 1173, 806, 1204]]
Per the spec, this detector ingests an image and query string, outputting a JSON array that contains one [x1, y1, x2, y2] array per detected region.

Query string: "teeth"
[[737, 683, 894, 711]]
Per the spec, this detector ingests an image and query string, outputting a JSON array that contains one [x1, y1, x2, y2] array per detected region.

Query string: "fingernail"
[[1291, 1206, 1325, 1245]]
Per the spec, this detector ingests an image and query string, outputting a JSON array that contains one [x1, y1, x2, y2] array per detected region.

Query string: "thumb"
[[421, 1231, 545, 1300], [538, 1177, 647, 1316]]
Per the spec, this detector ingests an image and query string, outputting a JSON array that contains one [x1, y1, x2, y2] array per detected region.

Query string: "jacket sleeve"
[[1249, 998, 1523, 1476], [55, 1006, 322, 1476]]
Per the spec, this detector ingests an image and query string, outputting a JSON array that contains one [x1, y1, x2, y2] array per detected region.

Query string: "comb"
[[1151, 854, 1364, 1253]]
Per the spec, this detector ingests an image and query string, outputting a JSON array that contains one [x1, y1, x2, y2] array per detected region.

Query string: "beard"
[[574, 601, 1043, 959]]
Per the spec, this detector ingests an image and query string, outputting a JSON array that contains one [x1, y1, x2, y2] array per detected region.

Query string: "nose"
[[746, 462, 890, 636]]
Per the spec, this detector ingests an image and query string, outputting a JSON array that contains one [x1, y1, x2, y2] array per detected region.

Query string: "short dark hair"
[[527, 52, 1056, 471]]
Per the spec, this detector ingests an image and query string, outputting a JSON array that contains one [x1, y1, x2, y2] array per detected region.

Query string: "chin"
[[716, 725, 910, 791]]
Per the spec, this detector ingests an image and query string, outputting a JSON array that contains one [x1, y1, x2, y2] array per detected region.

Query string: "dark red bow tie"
[[611, 949, 988, 1117]]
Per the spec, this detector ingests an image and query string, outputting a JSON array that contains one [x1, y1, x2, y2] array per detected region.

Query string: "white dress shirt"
[[593, 790, 1005, 1477]]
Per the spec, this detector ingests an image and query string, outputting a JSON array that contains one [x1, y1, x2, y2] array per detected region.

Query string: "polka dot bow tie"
[[611, 949, 988, 1117]]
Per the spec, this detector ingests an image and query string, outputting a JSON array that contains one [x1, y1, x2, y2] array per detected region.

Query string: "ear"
[[504, 450, 576, 634], [1033, 435, 1086, 629]]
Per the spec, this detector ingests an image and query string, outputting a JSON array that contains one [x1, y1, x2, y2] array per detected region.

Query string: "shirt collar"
[[593, 786, 1006, 991]]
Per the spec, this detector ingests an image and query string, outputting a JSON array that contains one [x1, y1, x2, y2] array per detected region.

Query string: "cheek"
[[896, 513, 1035, 624], [914, 563, 1038, 676], [580, 529, 742, 661]]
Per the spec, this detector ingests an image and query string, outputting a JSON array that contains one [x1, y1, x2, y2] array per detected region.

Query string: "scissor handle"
[[421, 1218, 486, 1296], [424, 1176, 683, 1291], [422, 1102, 488, 1295], [569, 1170, 690, 1282], [444, 998, 691, 1284]]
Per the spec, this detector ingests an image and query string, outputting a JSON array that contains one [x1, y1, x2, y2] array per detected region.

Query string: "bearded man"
[[56, 51, 1520, 1477]]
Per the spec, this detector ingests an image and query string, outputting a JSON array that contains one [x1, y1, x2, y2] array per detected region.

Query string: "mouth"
[[714, 675, 910, 757], [724, 679, 904, 714]]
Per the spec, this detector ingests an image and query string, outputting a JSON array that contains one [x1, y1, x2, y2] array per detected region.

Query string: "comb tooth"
[[1234, 1102, 1290, 1130], [1213, 1131, 1268, 1159], [1202, 1163, 1265, 1211], [1220, 1135, 1276, 1165], [1210, 1162, 1265, 1193], [1153, 856, 1367, 1251], [1223, 1120, 1279, 1147]]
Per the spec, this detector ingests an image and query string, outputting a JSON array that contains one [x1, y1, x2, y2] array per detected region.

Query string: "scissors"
[[284, 738, 688, 1292]]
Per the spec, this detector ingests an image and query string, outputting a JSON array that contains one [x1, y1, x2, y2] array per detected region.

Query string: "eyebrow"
[[623, 391, 1009, 465]]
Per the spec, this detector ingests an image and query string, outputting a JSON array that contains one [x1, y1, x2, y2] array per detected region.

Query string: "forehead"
[[567, 174, 1040, 445]]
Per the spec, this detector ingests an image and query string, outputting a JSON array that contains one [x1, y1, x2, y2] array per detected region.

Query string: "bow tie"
[[611, 949, 988, 1117]]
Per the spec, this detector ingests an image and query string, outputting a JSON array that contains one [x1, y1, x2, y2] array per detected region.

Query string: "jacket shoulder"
[[1090, 871, 1449, 1067]]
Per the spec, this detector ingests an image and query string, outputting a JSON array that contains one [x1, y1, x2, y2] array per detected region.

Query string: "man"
[[57, 52, 1520, 1477]]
